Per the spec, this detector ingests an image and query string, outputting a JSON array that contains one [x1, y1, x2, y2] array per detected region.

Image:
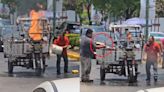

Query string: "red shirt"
[[54, 36, 69, 55], [144, 42, 160, 61]]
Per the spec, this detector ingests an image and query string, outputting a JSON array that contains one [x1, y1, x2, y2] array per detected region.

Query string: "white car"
[[149, 32, 164, 42], [137, 87, 164, 92], [33, 78, 80, 92]]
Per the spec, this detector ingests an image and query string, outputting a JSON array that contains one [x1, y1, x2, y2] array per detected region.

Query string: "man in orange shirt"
[[144, 36, 161, 82], [54, 32, 70, 75]]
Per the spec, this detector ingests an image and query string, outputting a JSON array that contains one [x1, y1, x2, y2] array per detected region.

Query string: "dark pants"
[[80, 56, 91, 81], [146, 60, 158, 80], [56, 54, 68, 74], [162, 52, 164, 68]]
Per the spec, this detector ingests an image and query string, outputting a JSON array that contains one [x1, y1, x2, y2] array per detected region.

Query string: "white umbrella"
[[124, 17, 151, 26]]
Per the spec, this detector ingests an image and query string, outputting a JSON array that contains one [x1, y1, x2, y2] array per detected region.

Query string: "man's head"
[[86, 29, 93, 38], [59, 31, 66, 40], [148, 36, 155, 45]]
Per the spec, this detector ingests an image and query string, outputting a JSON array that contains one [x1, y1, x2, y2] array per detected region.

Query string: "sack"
[[51, 44, 63, 55]]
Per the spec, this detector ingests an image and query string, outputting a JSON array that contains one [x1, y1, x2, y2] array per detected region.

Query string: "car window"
[[33, 88, 46, 92]]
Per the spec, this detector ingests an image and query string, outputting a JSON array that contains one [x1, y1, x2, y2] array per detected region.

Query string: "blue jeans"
[[56, 54, 68, 74], [146, 60, 158, 80]]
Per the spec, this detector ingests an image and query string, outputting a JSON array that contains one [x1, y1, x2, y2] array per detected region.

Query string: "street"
[[81, 59, 164, 92], [0, 53, 79, 92]]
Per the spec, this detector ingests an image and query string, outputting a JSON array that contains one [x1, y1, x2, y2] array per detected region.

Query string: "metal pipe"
[[145, 0, 149, 42]]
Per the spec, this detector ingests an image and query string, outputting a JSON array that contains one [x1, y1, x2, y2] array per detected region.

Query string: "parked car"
[[57, 21, 81, 34], [33, 78, 79, 92], [81, 25, 106, 35], [149, 32, 164, 43], [81, 25, 112, 46], [136, 87, 164, 92], [0, 19, 11, 52]]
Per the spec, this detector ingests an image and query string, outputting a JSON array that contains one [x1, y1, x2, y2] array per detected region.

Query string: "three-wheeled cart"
[[3, 18, 51, 76], [96, 24, 144, 83]]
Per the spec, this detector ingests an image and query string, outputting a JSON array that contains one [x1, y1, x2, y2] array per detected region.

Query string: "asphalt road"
[[0, 53, 79, 92], [80, 59, 164, 92]]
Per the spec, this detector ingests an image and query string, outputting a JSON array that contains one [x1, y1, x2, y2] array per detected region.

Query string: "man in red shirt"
[[160, 38, 164, 68], [54, 32, 70, 75], [144, 36, 161, 82]]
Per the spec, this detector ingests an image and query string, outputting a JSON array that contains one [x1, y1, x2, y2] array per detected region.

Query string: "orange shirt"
[[28, 10, 42, 41], [144, 42, 160, 61], [54, 36, 69, 55]]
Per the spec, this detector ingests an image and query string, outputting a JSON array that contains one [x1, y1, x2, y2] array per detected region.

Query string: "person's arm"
[[54, 37, 59, 45], [95, 42, 106, 49], [63, 36, 70, 48], [156, 43, 161, 56], [142, 44, 148, 61]]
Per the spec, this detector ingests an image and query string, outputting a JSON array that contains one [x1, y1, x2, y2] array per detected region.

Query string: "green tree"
[[63, 0, 91, 24], [1, 0, 18, 14], [156, 0, 164, 17], [93, 0, 140, 20]]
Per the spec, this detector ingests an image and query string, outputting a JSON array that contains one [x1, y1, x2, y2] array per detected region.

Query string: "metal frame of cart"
[[3, 18, 51, 76], [96, 24, 144, 83]]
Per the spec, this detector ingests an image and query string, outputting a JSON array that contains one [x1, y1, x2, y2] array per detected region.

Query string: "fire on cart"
[[3, 17, 51, 76]]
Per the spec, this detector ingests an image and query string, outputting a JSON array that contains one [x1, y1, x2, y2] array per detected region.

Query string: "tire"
[[4, 54, 7, 58], [0, 41, 3, 52], [35, 64, 42, 76], [100, 67, 105, 81], [0, 46, 3, 52], [128, 71, 137, 83], [34, 53, 42, 76], [8, 60, 13, 74], [42, 57, 46, 73]]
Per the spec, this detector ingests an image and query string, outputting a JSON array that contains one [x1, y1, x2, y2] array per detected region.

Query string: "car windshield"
[[150, 33, 164, 37], [81, 26, 106, 35], [91, 26, 105, 32]]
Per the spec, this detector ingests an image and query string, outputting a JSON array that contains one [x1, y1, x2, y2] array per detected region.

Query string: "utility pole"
[[145, 0, 149, 42], [53, 0, 56, 37]]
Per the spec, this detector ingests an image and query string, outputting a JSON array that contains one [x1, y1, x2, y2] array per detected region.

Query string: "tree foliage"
[[156, 0, 164, 17], [2, 0, 47, 15], [63, 0, 91, 24], [93, 0, 140, 20], [1, 0, 18, 14]]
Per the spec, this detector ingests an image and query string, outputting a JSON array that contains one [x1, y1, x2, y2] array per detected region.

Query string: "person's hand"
[[63, 45, 68, 49]]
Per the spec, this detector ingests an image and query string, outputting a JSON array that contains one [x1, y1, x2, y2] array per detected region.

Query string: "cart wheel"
[[35, 65, 42, 76], [100, 67, 105, 81], [4, 54, 7, 58], [42, 57, 46, 73], [8, 61, 13, 74], [128, 71, 137, 83]]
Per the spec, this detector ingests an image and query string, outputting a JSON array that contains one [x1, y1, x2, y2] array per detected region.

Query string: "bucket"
[[51, 45, 63, 55]]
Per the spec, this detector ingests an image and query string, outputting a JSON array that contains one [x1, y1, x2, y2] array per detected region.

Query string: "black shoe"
[[57, 72, 61, 75], [81, 79, 87, 82], [64, 71, 68, 73], [154, 77, 158, 82], [146, 78, 150, 82], [81, 79, 93, 83], [85, 80, 93, 82]]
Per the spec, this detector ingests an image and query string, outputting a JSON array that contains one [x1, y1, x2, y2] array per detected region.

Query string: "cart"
[[3, 18, 51, 76], [97, 24, 144, 83]]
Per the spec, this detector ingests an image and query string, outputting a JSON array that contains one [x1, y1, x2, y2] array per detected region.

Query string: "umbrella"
[[124, 18, 151, 26]]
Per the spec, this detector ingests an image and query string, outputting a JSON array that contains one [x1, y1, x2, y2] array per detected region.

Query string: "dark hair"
[[86, 29, 93, 36], [150, 36, 155, 41]]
